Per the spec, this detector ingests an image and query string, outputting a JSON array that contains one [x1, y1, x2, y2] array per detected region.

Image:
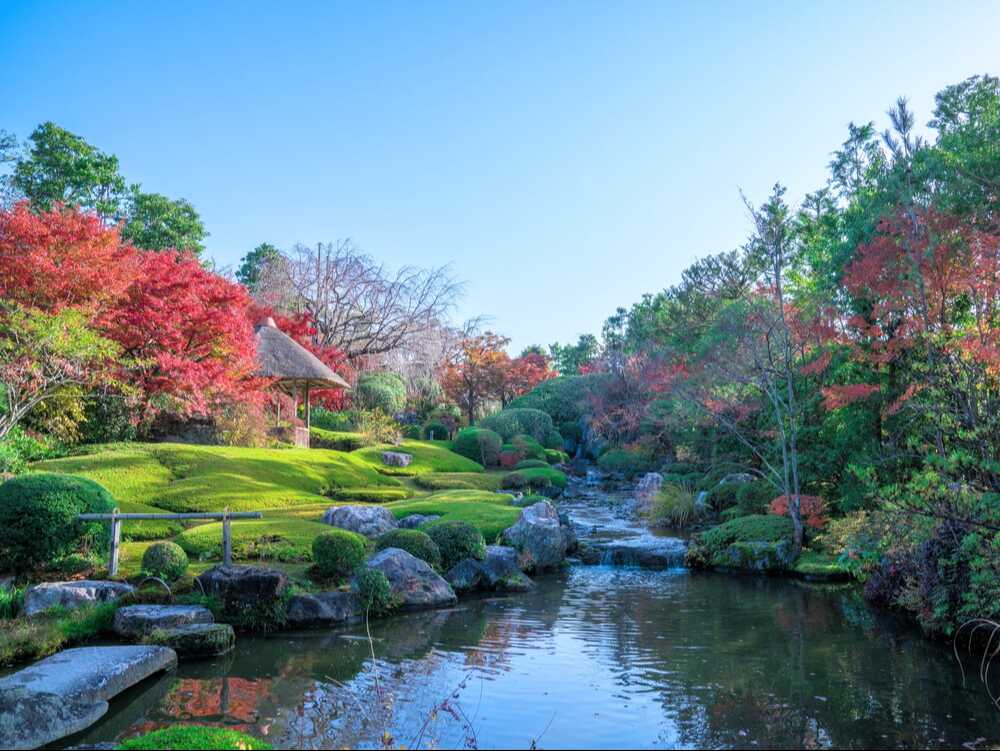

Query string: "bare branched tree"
[[258, 240, 464, 360]]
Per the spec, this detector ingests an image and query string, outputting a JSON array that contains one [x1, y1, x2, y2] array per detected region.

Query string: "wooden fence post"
[[222, 508, 232, 566], [109, 508, 122, 577]]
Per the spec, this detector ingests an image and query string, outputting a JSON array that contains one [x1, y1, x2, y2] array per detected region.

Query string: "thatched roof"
[[254, 317, 351, 391]]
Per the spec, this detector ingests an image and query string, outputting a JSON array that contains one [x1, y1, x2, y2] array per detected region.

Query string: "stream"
[[65, 477, 1000, 749]]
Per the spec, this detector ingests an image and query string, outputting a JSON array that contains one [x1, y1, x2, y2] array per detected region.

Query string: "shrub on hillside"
[[309, 428, 372, 452], [312, 529, 368, 581], [0, 426, 61, 475], [647, 484, 703, 528], [559, 420, 582, 446], [597, 449, 657, 479], [0, 473, 114, 572], [311, 409, 358, 431], [323, 486, 410, 503], [500, 472, 528, 491], [352, 565, 395, 615], [353, 372, 407, 415], [480, 408, 554, 442], [375, 529, 442, 569], [510, 434, 546, 461], [542, 428, 564, 450], [545, 448, 569, 464], [499, 450, 521, 469], [141, 542, 189, 581], [508, 375, 595, 424], [422, 420, 450, 440], [452, 427, 502, 467], [515, 459, 549, 470], [355, 409, 402, 445], [425, 520, 486, 570]]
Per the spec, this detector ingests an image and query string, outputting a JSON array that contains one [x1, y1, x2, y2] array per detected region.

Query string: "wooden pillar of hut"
[[303, 383, 311, 431]]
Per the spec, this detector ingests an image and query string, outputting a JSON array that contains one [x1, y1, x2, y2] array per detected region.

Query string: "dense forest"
[[526, 75, 1000, 637]]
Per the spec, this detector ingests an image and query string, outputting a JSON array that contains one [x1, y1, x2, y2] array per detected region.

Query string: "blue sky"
[[2, 1, 999, 353]]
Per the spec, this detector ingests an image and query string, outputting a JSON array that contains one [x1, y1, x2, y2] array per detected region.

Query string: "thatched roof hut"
[[254, 317, 350, 438]]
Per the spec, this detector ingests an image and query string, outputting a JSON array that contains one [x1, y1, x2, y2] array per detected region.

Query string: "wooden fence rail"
[[78, 509, 263, 576]]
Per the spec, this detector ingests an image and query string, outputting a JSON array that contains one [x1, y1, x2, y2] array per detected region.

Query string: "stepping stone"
[[0, 645, 176, 749], [145, 623, 235, 658], [113, 604, 214, 638], [23, 580, 135, 617]]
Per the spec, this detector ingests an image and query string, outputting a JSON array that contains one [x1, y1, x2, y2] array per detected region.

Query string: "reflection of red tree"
[[142, 676, 276, 733]]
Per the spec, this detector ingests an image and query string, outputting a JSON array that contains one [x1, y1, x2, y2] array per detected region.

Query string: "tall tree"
[[237, 243, 282, 289], [439, 332, 510, 424], [121, 190, 207, 254]]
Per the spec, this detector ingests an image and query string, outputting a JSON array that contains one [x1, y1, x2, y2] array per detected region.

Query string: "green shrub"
[[355, 409, 402, 445], [452, 427, 502, 467], [507, 466, 567, 489], [375, 529, 442, 569], [542, 427, 564, 450], [545, 448, 569, 464], [500, 472, 528, 491], [509, 375, 593, 424], [0, 473, 114, 572], [352, 565, 395, 616], [0, 586, 25, 619], [413, 472, 500, 491], [309, 428, 372, 451], [647, 484, 701, 527], [323, 486, 411, 503], [597, 449, 657, 479], [510, 434, 546, 461], [422, 420, 450, 440], [559, 420, 582, 445], [425, 520, 486, 570], [311, 408, 358, 431], [141, 542, 189, 581], [699, 514, 794, 549], [402, 424, 422, 439], [515, 459, 549, 470], [354, 372, 407, 415], [480, 408, 554, 442], [0, 426, 59, 474], [735, 480, 775, 516], [312, 529, 368, 580], [118, 726, 272, 750]]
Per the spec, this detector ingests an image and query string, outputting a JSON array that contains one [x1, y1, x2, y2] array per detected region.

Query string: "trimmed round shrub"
[[596, 448, 657, 479], [141, 541, 189, 581], [353, 372, 407, 415], [375, 529, 442, 569], [117, 726, 272, 750], [545, 448, 569, 464], [452, 427, 502, 467], [402, 424, 422, 439], [480, 408, 553, 442], [510, 434, 546, 461], [501, 472, 528, 491], [542, 427, 564, 450], [422, 420, 450, 440], [425, 520, 486, 570], [515, 459, 549, 470], [0, 473, 115, 572], [312, 529, 368, 580], [559, 420, 582, 445], [352, 564, 395, 615]]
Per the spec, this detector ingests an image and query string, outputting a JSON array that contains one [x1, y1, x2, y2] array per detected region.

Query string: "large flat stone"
[[0, 646, 176, 749], [113, 605, 214, 638], [23, 580, 135, 617]]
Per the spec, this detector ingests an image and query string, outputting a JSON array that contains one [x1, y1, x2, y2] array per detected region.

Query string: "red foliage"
[[0, 202, 135, 311], [100, 249, 261, 418], [769, 494, 827, 529], [820, 383, 880, 410], [499, 450, 521, 469]]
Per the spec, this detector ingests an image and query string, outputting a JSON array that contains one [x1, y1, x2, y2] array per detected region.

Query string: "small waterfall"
[[694, 490, 709, 512]]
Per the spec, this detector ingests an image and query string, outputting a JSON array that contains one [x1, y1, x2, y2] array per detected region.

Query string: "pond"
[[66, 565, 999, 749]]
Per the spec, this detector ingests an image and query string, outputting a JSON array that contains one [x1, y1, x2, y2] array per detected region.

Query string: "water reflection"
[[67, 568, 1000, 749]]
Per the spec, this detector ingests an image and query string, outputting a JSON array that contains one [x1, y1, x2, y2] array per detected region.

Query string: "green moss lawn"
[[31, 440, 522, 574]]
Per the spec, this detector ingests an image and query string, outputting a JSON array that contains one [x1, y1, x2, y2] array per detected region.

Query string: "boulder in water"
[[287, 591, 359, 627], [502, 500, 570, 572], [364, 548, 457, 610], [113, 605, 214, 639], [146, 623, 235, 658]]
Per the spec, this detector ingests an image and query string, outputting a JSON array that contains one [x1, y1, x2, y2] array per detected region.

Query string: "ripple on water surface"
[[65, 564, 1000, 750]]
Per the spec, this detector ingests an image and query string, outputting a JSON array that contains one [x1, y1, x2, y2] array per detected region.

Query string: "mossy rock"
[[117, 726, 271, 749], [711, 540, 798, 572], [792, 551, 852, 581], [146, 622, 236, 658]]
